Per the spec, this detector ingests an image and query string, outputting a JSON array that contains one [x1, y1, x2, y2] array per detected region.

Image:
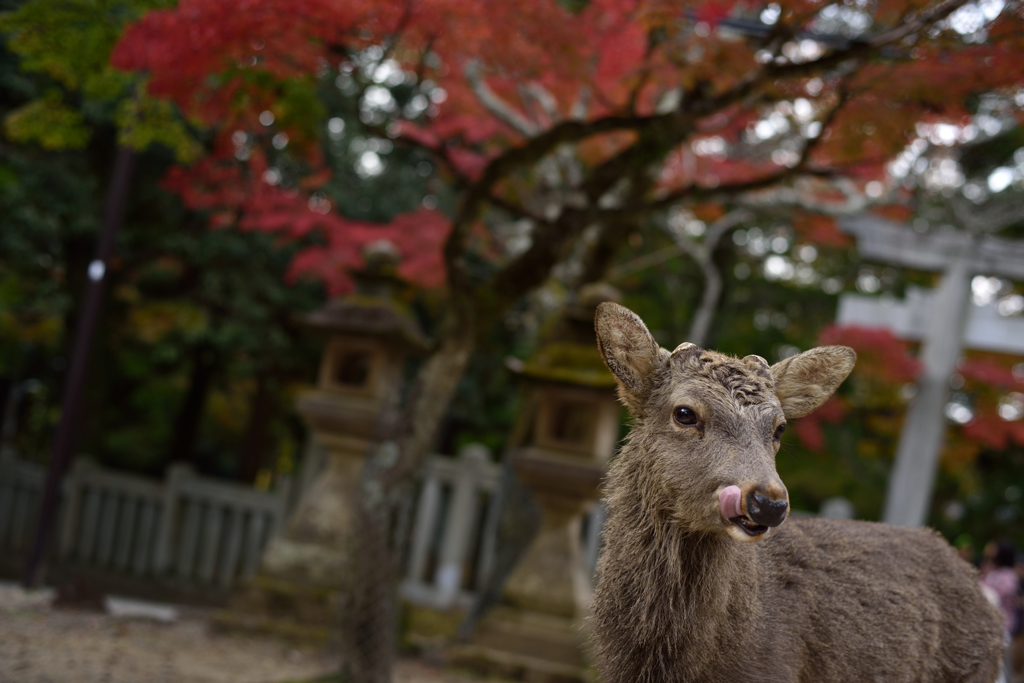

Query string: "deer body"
[[592, 302, 1003, 683]]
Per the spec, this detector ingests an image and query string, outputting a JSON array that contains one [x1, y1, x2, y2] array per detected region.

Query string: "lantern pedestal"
[[450, 285, 622, 682], [449, 449, 604, 683], [214, 243, 426, 642], [213, 426, 372, 642]]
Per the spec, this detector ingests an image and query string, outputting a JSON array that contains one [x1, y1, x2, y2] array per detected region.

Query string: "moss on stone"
[[517, 342, 616, 389]]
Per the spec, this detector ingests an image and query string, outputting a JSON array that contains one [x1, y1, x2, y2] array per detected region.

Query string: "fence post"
[[406, 468, 442, 587], [133, 500, 158, 576], [434, 444, 491, 607], [152, 463, 191, 575]]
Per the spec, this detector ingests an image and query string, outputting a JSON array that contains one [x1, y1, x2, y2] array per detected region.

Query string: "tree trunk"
[[457, 392, 543, 638], [168, 343, 217, 465], [235, 373, 275, 484], [338, 323, 477, 682], [333, 143, 660, 680], [397, 324, 477, 479]]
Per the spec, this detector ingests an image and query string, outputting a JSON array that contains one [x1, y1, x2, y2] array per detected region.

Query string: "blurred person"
[[1014, 553, 1024, 682], [981, 540, 1021, 683]]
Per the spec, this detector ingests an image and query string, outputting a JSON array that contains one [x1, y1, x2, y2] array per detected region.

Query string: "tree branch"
[[465, 60, 537, 136], [670, 209, 751, 345], [443, 0, 964, 318], [868, 0, 971, 48]]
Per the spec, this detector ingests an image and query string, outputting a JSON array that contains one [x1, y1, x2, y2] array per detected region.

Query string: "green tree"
[[0, 0, 330, 482]]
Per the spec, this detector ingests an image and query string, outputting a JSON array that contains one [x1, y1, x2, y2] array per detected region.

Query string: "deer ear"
[[595, 302, 663, 413], [770, 346, 856, 419]]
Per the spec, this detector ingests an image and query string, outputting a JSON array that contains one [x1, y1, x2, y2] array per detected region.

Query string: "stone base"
[[211, 573, 340, 644], [401, 604, 465, 650], [448, 606, 594, 683]]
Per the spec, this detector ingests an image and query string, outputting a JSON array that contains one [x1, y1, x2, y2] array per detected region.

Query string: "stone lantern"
[[451, 284, 622, 682], [217, 241, 427, 641]]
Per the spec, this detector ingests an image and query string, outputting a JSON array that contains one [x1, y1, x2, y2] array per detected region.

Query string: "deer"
[[591, 301, 1004, 683]]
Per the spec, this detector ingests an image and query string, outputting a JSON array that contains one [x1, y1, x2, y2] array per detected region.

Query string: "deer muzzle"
[[719, 484, 788, 539], [746, 490, 788, 528]]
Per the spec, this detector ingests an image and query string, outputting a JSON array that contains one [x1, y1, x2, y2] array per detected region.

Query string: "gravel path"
[[0, 583, 485, 683]]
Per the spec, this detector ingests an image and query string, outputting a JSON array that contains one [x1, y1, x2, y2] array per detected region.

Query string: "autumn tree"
[[110, 0, 1024, 677]]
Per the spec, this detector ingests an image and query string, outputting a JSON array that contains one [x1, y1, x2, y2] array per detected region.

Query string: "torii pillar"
[[839, 216, 1024, 527]]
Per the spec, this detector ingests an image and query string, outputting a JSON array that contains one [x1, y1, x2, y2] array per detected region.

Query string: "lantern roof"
[[507, 283, 620, 389], [300, 241, 429, 353]]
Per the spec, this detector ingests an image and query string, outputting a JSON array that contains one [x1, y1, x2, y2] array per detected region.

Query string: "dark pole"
[[23, 145, 136, 588]]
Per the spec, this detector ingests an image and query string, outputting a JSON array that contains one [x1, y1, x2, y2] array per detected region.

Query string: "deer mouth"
[[729, 515, 769, 537], [719, 485, 769, 539]]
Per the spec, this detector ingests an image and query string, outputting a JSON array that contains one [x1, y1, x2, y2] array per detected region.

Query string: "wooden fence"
[[0, 453, 45, 557], [0, 453, 290, 590], [0, 446, 606, 606]]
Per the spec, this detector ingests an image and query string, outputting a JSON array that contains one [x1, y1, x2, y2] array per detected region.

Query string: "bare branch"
[[523, 83, 560, 124], [465, 60, 537, 136], [609, 209, 751, 280], [705, 0, 968, 119], [738, 177, 896, 215], [948, 192, 1024, 235], [868, 0, 971, 48]]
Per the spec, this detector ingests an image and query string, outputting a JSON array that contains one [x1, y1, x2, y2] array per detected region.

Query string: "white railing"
[[401, 444, 503, 609], [399, 443, 605, 611]]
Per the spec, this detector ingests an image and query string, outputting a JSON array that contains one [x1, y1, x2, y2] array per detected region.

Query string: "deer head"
[[596, 302, 855, 542]]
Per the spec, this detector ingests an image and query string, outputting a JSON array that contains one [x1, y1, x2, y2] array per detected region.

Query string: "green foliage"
[[115, 88, 203, 162], [0, 146, 98, 376], [0, 0, 198, 158], [0, 0, 135, 90], [4, 89, 89, 148], [932, 445, 1024, 557], [959, 126, 1024, 176]]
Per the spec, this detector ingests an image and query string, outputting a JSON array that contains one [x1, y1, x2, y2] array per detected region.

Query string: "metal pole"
[[22, 145, 136, 588], [882, 256, 973, 528]]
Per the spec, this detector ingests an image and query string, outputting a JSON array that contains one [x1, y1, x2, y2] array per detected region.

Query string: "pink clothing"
[[981, 567, 1020, 634]]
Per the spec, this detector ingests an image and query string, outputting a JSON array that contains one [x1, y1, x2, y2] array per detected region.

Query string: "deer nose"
[[746, 490, 788, 527]]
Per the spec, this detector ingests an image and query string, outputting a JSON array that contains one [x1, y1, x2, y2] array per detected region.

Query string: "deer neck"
[[596, 473, 765, 680]]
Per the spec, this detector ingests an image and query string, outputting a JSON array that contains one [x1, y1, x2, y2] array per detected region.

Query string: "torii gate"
[[837, 216, 1024, 528]]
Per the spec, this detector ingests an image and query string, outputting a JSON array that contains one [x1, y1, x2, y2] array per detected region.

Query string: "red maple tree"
[[112, 0, 1024, 301]]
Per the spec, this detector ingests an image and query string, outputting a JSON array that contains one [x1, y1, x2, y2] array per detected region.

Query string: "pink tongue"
[[719, 486, 743, 519]]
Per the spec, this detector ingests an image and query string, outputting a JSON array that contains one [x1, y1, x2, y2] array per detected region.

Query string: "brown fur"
[[591, 302, 1003, 683]]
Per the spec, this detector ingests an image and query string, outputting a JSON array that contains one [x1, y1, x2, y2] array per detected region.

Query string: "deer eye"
[[774, 423, 787, 440], [673, 406, 699, 427]]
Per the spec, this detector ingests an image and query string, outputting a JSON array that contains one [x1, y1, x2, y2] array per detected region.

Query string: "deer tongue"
[[719, 485, 743, 520]]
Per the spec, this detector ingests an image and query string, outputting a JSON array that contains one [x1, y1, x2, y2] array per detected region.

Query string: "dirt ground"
[[0, 583, 486, 683]]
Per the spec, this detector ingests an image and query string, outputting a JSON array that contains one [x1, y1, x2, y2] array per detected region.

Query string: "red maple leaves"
[[791, 325, 922, 451], [958, 357, 1024, 452], [162, 148, 450, 294], [793, 326, 1024, 461], [284, 209, 450, 294], [111, 0, 1024, 300]]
